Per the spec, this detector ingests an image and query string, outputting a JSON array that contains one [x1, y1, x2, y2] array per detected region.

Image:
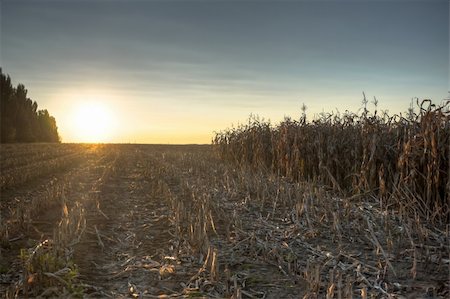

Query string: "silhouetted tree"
[[0, 68, 60, 143], [37, 110, 60, 142], [1, 71, 16, 142]]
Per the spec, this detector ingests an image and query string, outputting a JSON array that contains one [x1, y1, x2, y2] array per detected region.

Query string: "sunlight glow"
[[72, 102, 115, 143]]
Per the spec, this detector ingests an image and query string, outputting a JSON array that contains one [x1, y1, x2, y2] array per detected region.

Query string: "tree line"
[[0, 69, 60, 143]]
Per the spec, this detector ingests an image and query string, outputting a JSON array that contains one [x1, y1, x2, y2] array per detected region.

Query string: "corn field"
[[0, 107, 449, 298]]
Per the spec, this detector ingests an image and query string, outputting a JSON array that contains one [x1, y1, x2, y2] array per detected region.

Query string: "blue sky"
[[1, 0, 448, 143]]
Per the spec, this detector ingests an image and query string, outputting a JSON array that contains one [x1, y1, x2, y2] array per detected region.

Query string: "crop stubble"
[[0, 141, 448, 298]]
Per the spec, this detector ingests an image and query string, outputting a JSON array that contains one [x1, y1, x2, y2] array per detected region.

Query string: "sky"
[[1, 0, 449, 144]]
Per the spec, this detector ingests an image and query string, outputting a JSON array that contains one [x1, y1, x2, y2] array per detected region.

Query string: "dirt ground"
[[1, 144, 448, 298]]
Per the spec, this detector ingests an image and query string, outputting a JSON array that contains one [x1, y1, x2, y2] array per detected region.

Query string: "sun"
[[72, 102, 115, 143]]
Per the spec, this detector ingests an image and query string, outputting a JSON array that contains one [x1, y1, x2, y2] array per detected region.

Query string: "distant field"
[[0, 143, 448, 298]]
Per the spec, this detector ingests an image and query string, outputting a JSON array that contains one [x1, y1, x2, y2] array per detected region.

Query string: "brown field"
[[0, 143, 448, 298]]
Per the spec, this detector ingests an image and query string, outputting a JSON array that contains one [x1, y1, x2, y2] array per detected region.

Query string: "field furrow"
[[1, 146, 113, 297], [73, 147, 178, 297]]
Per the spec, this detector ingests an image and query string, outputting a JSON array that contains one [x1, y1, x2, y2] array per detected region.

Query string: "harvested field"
[[1, 143, 449, 298]]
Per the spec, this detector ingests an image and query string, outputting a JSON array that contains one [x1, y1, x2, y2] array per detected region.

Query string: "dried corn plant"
[[214, 99, 449, 223]]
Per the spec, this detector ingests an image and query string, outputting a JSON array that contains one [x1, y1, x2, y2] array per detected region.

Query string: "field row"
[[0, 144, 89, 164]]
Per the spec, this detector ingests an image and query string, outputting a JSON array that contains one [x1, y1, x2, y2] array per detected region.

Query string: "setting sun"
[[72, 102, 115, 143]]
